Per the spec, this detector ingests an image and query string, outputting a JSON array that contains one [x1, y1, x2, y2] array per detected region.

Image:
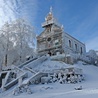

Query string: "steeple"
[[42, 7, 56, 27], [45, 6, 54, 21]]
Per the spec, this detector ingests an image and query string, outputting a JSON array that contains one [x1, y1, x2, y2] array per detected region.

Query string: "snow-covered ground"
[[0, 60, 98, 98]]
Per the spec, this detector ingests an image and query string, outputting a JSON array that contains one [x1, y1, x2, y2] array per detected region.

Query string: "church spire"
[[49, 6, 53, 14], [42, 7, 57, 27], [45, 6, 54, 21]]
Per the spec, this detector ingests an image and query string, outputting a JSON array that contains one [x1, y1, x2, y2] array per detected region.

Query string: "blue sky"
[[0, 0, 98, 51]]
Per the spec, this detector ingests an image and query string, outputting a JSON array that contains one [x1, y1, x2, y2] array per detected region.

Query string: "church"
[[37, 7, 86, 64]]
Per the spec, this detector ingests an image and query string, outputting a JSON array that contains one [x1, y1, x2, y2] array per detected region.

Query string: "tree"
[[86, 50, 98, 65], [0, 22, 14, 66], [0, 19, 36, 67], [10, 19, 36, 63]]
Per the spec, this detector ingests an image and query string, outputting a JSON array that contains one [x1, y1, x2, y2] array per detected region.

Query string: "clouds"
[[73, 4, 98, 40], [0, 0, 38, 28], [73, 4, 98, 51], [0, 0, 16, 27]]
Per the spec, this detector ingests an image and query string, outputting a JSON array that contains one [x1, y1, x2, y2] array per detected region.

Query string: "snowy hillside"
[[0, 60, 98, 98]]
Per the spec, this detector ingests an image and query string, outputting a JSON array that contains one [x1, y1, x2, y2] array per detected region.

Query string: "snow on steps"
[[23, 67, 36, 74], [20, 56, 49, 85], [25, 55, 49, 68], [22, 72, 47, 85], [19, 55, 48, 68], [1, 56, 48, 90], [19, 57, 38, 68]]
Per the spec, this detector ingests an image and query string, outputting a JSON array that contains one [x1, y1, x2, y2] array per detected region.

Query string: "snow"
[[0, 61, 98, 98], [32, 59, 70, 72]]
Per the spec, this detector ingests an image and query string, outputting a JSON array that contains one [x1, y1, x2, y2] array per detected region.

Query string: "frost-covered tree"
[[10, 19, 36, 63], [86, 50, 98, 65], [0, 19, 36, 67], [0, 22, 14, 66]]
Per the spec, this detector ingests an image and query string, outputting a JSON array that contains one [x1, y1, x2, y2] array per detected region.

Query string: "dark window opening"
[[48, 51, 52, 56], [80, 47, 83, 54], [69, 40, 71, 48], [75, 44, 77, 50]]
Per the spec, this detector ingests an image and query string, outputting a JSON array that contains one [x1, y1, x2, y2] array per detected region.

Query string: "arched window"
[[69, 40, 71, 48], [80, 47, 83, 54], [75, 44, 77, 50]]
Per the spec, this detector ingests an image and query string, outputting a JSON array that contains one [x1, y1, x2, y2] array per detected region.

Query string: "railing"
[[25, 56, 48, 68], [3, 72, 27, 90], [4, 71, 11, 85], [42, 20, 54, 27], [19, 57, 38, 68], [22, 72, 47, 85], [23, 67, 36, 74]]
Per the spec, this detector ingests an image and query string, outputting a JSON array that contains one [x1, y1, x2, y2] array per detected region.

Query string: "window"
[[69, 40, 71, 47], [54, 39, 59, 45], [75, 44, 77, 50], [80, 47, 83, 54]]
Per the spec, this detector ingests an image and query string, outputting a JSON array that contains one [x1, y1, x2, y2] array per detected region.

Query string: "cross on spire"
[[50, 6, 53, 14]]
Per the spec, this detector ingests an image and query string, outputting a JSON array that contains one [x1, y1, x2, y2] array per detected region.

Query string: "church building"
[[37, 7, 86, 63]]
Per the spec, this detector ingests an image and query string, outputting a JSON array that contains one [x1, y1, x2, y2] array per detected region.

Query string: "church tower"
[[37, 7, 64, 56]]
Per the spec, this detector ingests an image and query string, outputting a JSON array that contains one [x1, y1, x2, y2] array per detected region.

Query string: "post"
[[1, 79, 6, 91], [18, 77, 22, 87]]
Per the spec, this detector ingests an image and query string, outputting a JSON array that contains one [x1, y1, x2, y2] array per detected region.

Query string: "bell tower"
[[42, 7, 54, 26], [37, 7, 63, 56], [41, 7, 57, 32]]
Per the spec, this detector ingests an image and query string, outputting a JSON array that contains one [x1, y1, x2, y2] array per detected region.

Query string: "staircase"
[[0, 56, 49, 91]]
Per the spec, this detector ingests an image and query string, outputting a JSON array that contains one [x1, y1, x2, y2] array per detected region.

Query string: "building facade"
[[37, 8, 86, 63]]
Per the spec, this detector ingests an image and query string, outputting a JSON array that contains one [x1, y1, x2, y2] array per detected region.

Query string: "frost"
[[0, 19, 36, 68]]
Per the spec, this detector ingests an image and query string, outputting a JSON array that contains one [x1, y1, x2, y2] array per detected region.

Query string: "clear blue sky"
[[0, 0, 98, 51]]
